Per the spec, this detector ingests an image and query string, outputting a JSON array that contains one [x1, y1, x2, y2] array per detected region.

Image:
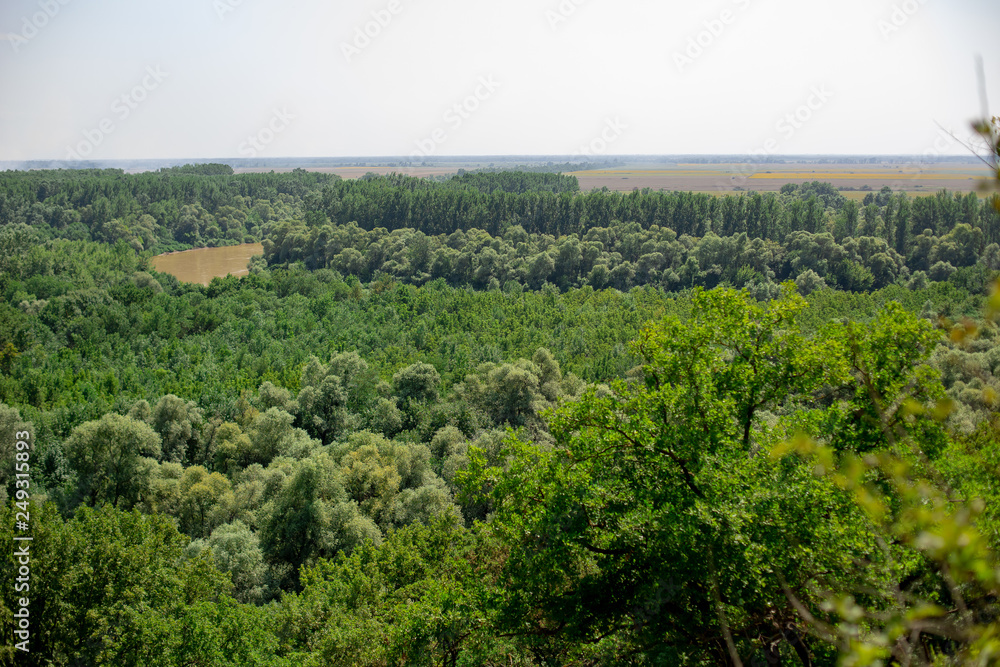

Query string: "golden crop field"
[[235, 162, 992, 198], [748, 172, 980, 180], [567, 162, 991, 196]]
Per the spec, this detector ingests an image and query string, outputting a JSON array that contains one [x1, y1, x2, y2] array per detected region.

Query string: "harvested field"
[[231, 160, 992, 198], [568, 162, 991, 196]]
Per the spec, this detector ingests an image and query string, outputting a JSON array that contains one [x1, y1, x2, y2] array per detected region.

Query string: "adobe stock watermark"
[[774, 85, 834, 142], [727, 85, 834, 188], [65, 66, 169, 161], [574, 117, 628, 159], [673, 0, 752, 74], [410, 76, 501, 158], [545, 0, 589, 31], [887, 126, 961, 193], [238, 108, 295, 157], [341, 0, 406, 63], [877, 0, 929, 40], [8, 0, 72, 53], [12, 428, 32, 653], [214, 0, 248, 21]]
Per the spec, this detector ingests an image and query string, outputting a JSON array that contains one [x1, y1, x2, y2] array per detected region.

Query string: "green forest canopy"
[[1, 165, 1000, 665]]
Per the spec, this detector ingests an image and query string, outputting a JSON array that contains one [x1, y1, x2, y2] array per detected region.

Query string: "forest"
[[2, 160, 1000, 665]]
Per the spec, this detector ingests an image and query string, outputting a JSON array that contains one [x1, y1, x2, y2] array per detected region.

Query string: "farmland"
[[567, 160, 992, 196], [229, 157, 994, 198], [3, 161, 1000, 665]]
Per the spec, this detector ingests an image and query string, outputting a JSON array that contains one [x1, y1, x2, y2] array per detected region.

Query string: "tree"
[[833, 199, 859, 240], [339, 440, 402, 526], [770, 305, 995, 665], [393, 362, 441, 405], [895, 194, 912, 256], [390, 480, 462, 528], [971, 112, 999, 212], [246, 407, 317, 465], [929, 260, 957, 282], [150, 394, 205, 465], [527, 252, 555, 289], [177, 465, 233, 538], [297, 358, 355, 443], [463, 289, 953, 664], [327, 351, 378, 414], [259, 454, 356, 580], [0, 224, 37, 279], [211, 422, 254, 475], [278, 517, 498, 667], [255, 381, 295, 412], [794, 269, 826, 296], [482, 361, 545, 427], [0, 503, 278, 666], [64, 413, 161, 509], [393, 362, 441, 428], [190, 520, 270, 604], [785, 231, 845, 279]]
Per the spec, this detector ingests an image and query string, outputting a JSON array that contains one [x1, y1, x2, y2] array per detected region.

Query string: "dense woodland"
[[2, 163, 1000, 665]]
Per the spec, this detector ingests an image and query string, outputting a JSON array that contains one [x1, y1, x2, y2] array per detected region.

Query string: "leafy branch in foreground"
[[462, 288, 962, 665], [973, 114, 1000, 213], [774, 434, 1000, 665], [773, 292, 1000, 666]]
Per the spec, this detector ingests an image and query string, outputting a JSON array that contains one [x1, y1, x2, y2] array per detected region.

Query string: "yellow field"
[[679, 191, 962, 200], [567, 162, 991, 195], [749, 172, 980, 180], [838, 190, 951, 201], [566, 169, 733, 177], [235, 162, 991, 197]]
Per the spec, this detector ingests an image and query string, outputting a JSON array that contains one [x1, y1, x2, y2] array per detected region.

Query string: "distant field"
[[566, 162, 991, 196], [232, 160, 992, 197]]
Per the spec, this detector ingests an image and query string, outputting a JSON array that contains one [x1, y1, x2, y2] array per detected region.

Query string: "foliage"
[[0, 502, 285, 666], [5, 165, 1000, 665], [266, 191, 998, 295], [62, 413, 161, 509]]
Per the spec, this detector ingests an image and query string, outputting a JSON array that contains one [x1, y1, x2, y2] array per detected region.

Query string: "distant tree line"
[[265, 216, 998, 296], [0, 167, 334, 252], [5, 164, 1000, 664], [311, 175, 998, 245], [3, 168, 997, 272], [446, 170, 580, 194]]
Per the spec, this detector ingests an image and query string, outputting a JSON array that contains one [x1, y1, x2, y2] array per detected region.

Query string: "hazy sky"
[[1, 0, 998, 161]]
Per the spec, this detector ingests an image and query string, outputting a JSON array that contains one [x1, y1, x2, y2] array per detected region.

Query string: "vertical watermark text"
[[13, 428, 32, 653]]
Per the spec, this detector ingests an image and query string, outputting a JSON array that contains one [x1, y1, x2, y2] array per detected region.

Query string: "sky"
[[0, 0, 998, 161]]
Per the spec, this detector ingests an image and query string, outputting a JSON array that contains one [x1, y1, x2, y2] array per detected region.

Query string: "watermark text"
[[65, 66, 169, 161], [13, 428, 32, 653], [8, 0, 72, 53], [411, 76, 501, 158]]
